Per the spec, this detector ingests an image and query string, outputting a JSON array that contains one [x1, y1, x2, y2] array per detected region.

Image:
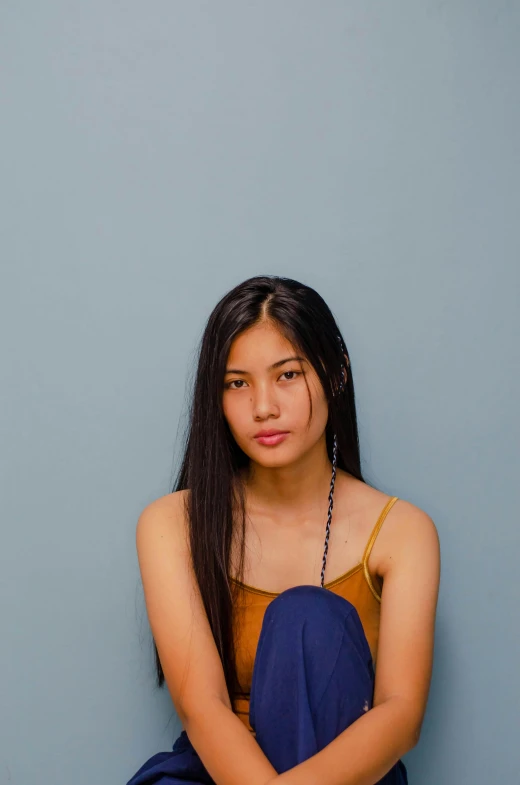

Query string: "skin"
[[135, 319, 441, 785], [224, 320, 395, 595]]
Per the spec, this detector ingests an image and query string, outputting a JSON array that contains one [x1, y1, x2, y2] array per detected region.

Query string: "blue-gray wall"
[[1, 3, 518, 783]]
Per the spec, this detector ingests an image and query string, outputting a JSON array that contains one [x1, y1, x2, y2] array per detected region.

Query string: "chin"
[[252, 452, 296, 469]]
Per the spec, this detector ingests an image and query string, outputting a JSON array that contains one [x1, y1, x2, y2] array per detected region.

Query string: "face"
[[222, 321, 329, 467]]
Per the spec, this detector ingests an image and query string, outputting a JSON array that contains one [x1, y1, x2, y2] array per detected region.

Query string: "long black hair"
[[153, 275, 367, 702]]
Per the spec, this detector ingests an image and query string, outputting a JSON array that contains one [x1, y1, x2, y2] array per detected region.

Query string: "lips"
[[254, 431, 290, 446], [254, 429, 289, 438]]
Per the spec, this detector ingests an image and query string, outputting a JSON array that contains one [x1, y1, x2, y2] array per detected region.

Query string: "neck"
[[241, 436, 335, 522]]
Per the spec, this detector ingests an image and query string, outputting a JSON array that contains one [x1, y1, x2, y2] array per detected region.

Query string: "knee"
[[256, 585, 374, 687], [265, 584, 356, 626]]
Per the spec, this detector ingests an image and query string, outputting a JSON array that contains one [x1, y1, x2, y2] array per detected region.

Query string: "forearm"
[[267, 697, 418, 785], [184, 698, 278, 785]]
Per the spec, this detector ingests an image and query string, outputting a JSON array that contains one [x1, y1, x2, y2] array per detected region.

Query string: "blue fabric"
[[126, 585, 409, 784]]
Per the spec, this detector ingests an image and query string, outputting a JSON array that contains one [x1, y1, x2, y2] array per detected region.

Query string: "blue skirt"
[[126, 585, 409, 784]]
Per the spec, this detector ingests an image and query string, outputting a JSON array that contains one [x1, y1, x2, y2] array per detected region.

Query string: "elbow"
[[376, 695, 424, 754], [177, 698, 207, 730], [171, 693, 203, 730], [390, 698, 423, 753], [404, 716, 423, 752], [181, 695, 231, 733]]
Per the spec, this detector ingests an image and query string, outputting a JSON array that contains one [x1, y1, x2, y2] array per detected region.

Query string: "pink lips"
[[254, 432, 289, 446]]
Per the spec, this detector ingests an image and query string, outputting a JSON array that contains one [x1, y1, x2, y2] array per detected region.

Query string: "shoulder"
[[375, 496, 440, 581], [388, 497, 439, 548], [342, 475, 439, 578], [338, 475, 439, 578], [136, 490, 191, 555]]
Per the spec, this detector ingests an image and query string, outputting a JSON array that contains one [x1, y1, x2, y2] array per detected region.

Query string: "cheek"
[[296, 381, 326, 418], [306, 390, 330, 433], [222, 395, 249, 432]]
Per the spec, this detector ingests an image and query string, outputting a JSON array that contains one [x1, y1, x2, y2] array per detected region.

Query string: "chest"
[[232, 511, 376, 593]]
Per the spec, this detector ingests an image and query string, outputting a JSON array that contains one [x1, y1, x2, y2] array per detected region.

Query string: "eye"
[[224, 371, 302, 390]]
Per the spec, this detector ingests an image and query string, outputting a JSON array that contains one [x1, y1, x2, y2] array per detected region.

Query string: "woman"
[[126, 275, 440, 785]]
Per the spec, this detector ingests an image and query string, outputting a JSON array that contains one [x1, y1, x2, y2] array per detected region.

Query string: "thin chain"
[[320, 432, 338, 588], [319, 337, 346, 587]]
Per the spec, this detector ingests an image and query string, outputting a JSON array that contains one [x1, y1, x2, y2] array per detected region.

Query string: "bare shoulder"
[[342, 476, 440, 582], [136, 489, 191, 554], [374, 495, 441, 581]]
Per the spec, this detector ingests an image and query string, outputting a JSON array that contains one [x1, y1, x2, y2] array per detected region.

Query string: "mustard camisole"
[[229, 495, 399, 734]]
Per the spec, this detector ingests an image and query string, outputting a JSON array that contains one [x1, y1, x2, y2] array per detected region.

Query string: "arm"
[[136, 492, 278, 785], [266, 502, 441, 785]]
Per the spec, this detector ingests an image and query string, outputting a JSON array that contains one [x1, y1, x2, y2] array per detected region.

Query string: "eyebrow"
[[225, 355, 307, 375]]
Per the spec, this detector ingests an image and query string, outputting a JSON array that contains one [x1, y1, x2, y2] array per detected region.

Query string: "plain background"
[[1, 2, 519, 783]]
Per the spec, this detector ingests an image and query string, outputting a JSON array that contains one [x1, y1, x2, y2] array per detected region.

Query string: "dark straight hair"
[[153, 275, 367, 702]]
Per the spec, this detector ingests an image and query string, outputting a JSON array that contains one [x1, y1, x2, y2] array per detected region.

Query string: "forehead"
[[227, 323, 295, 360]]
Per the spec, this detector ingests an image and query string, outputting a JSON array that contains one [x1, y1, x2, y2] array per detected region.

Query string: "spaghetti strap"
[[362, 496, 399, 602]]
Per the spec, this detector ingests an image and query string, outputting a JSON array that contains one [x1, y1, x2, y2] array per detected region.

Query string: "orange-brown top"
[[230, 495, 399, 734]]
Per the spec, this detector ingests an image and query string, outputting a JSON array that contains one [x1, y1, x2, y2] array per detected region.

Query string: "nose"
[[252, 380, 280, 420]]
